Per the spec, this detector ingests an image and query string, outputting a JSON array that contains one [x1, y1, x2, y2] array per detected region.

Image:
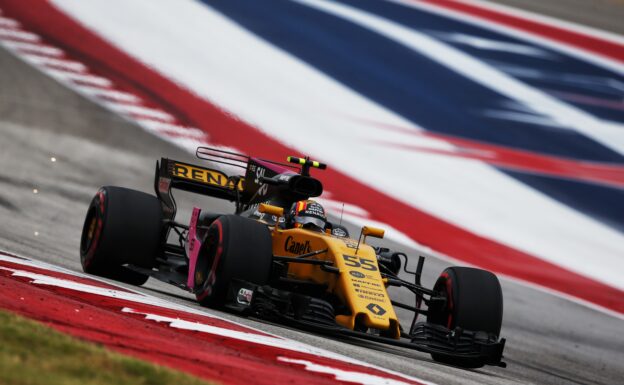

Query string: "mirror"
[[259, 203, 284, 217], [362, 226, 385, 239]]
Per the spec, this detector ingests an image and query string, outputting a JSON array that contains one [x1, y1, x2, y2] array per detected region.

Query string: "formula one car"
[[80, 147, 506, 368]]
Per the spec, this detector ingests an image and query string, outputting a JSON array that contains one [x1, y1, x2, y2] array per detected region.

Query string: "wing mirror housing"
[[259, 203, 284, 235], [259, 203, 284, 217], [355, 226, 385, 254], [362, 226, 385, 239]]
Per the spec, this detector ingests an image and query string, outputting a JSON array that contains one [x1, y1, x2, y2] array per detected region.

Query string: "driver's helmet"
[[288, 200, 327, 231]]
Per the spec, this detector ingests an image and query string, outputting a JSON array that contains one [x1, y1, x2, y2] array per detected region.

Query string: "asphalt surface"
[[490, 0, 624, 35], [0, 34, 623, 385]]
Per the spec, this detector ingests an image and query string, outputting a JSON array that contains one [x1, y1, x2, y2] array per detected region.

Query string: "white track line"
[[277, 357, 431, 385], [23, 54, 87, 72], [0, 40, 63, 56], [0, 27, 39, 42], [46, 68, 113, 87], [76, 85, 142, 104], [0, 17, 19, 28], [138, 119, 206, 137], [104, 102, 175, 122]]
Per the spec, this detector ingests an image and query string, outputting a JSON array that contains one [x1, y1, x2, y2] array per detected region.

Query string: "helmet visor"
[[294, 215, 326, 230]]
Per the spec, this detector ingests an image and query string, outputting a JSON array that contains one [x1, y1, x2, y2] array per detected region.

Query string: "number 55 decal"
[[342, 255, 378, 271]]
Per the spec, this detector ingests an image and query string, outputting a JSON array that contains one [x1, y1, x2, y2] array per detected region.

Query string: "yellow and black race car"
[[80, 147, 506, 369]]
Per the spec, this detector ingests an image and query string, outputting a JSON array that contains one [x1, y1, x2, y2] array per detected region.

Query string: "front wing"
[[225, 280, 506, 368]]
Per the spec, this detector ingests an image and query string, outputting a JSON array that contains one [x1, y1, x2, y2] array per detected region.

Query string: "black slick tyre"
[[194, 215, 272, 307], [80, 186, 163, 285], [427, 266, 503, 368]]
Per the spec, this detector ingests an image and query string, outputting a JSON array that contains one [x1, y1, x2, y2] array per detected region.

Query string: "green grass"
[[0, 310, 218, 385]]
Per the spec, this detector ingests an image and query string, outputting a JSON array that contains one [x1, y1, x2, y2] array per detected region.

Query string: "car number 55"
[[342, 255, 378, 271]]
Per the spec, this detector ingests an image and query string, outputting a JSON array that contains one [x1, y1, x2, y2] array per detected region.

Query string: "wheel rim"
[[428, 272, 453, 328], [80, 190, 106, 269], [196, 220, 223, 299], [80, 207, 97, 255]]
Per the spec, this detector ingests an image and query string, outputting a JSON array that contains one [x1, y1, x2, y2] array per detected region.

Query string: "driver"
[[287, 200, 327, 232]]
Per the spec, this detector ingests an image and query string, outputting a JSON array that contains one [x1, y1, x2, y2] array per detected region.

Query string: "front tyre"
[[427, 266, 503, 368], [80, 186, 163, 285]]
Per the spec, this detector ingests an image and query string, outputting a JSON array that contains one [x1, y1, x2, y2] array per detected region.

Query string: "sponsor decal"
[[349, 270, 365, 278], [351, 279, 382, 288], [254, 166, 269, 196], [254, 166, 266, 183], [237, 288, 254, 305], [298, 201, 325, 219], [342, 255, 378, 271], [355, 289, 385, 298], [172, 162, 243, 191], [358, 295, 384, 303], [257, 184, 269, 196], [158, 177, 171, 193], [352, 273, 387, 303], [332, 227, 348, 238], [272, 215, 286, 223], [284, 236, 312, 255], [366, 303, 387, 316]]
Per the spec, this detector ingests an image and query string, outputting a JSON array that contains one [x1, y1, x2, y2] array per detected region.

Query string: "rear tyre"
[[427, 266, 503, 368], [80, 186, 163, 285], [194, 215, 273, 307]]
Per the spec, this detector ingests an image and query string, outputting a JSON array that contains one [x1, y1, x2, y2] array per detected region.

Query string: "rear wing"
[[154, 147, 301, 220], [160, 158, 242, 194], [155, 157, 244, 220]]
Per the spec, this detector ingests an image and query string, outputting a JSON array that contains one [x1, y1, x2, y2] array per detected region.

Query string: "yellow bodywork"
[[270, 227, 401, 338]]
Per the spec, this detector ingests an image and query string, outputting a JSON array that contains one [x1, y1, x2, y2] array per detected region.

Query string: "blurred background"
[[0, 1, 623, 384]]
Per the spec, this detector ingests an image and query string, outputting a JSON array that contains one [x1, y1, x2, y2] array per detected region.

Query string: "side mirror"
[[362, 226, 384, 239], [355, 226, 385, 254], [259, 204, 284, 235], [259, 203, 284, 217]]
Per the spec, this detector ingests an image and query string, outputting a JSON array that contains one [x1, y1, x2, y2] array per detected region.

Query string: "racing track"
[[1, 37, 623, 385], [0, 3, 623, 385]]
